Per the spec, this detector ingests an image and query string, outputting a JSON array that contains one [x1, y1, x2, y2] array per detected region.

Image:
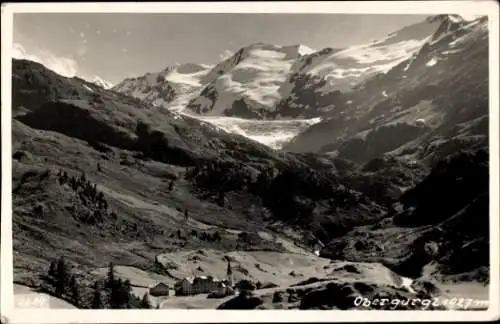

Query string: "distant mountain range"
[[112, 15, 444, 119], [110, 14, 488, 164]]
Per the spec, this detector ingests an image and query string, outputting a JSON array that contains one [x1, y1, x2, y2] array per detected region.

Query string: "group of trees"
[[93, 262, 155, 309], [57, 170, 109, 224], [46, 258, 154, 309], [199, 231, 222, 242], [47, 257, 81, 307], [186, 229, 222, 243]]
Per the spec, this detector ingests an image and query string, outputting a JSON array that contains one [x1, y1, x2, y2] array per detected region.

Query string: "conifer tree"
[[48, 260, 57, 278], [122, 280, 132, 308], [140, 293, 152, 309], [69, 275, 80, 308], [91, 282, 103, 309], [109, 277, 122, 309], [54, 257, 69, 297], [106, 262, 115, 289]]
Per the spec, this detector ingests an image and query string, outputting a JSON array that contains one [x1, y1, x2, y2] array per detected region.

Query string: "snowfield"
[[187, 44, 306, 116], [186, 114, 322, 149]]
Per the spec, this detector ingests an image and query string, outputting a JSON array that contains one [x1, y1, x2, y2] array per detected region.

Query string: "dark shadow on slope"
[[16, 100, 137, 151]]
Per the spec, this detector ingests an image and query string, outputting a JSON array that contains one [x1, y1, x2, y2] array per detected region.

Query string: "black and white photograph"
[[1, 1, 499, 323]]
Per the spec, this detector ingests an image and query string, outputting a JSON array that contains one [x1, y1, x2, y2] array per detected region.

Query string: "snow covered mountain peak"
[[92, 76, 113, 89], [185, 42, 308, 118], [112, 62, 213, 109]]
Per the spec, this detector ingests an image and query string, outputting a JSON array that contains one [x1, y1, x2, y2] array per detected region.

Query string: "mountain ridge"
[[111, 16, 444, 120]]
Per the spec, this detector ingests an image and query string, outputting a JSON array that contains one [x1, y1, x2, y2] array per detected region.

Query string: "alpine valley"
[[11, 14, 490, 310]]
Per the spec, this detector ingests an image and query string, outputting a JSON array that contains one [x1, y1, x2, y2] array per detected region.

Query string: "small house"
[[192, 276, 220, 294], [174, 277, 194, 296], [149, 282, 170, 297]]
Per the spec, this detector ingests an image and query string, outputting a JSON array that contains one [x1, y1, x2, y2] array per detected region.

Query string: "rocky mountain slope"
[[284, 15, 488, 166], [113, 63, 212, 111]]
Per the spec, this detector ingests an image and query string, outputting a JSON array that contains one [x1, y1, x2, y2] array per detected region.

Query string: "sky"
[[12, 13, 429, 85]]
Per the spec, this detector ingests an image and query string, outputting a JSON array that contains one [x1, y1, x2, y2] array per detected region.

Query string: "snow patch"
[[296, 44, 316, 56], [426, 57, 438, 67], [250, 49, 287, 59], [82, 84, 94, 92], [441, 49, 464, 55], [333, 39, 427, 65], [183, 113, 322, 149], [401, 277, 416, 294]]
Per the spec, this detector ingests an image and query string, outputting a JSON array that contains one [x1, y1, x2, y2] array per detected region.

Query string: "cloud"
[[219, 49, 234, 61], [12, 43, 79, 78]]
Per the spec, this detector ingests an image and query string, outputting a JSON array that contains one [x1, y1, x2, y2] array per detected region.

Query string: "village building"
[[209, 281, 235, 298], [174, 276, 228, 296], [149, 282, 170, 297], [174, 259, 235, 296], [174, 277, 194, 296]]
